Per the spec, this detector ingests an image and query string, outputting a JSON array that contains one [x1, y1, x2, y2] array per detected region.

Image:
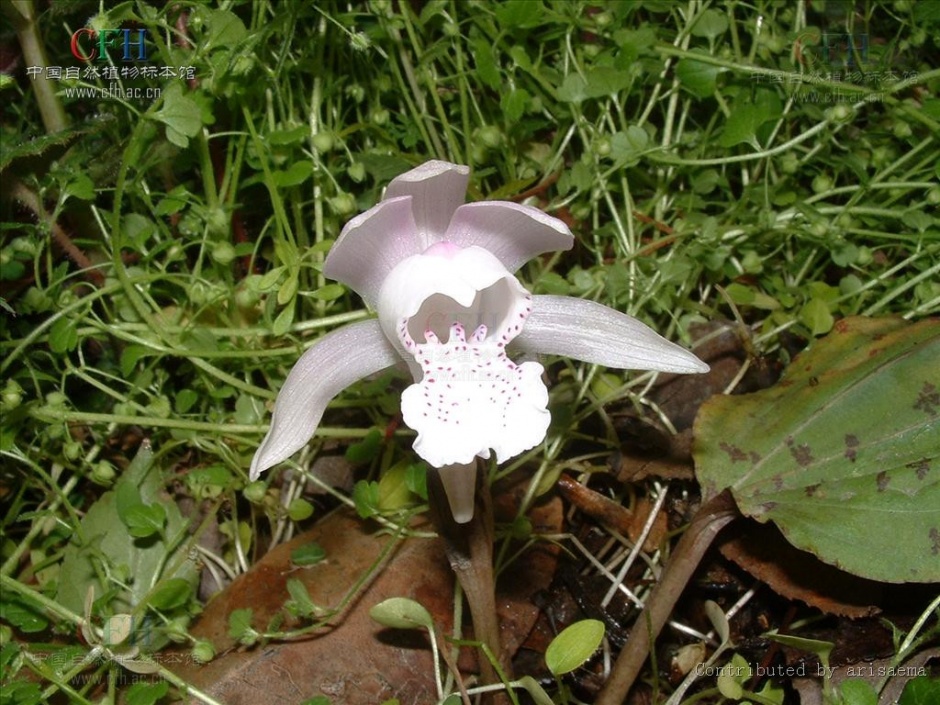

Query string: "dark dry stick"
[[596, 490, 739, 705]]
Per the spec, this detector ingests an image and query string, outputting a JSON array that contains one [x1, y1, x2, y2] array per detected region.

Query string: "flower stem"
[[429, 461, 510, 704]]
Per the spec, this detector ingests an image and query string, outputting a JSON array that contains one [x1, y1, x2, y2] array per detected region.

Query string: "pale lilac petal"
[[444, 202, 574, 272], [514, 295, 709, 373], [437, 462, 478, 523], [384, 160, 470, 248], [323, 197, 421, 309], [250, 320, 399, 480]]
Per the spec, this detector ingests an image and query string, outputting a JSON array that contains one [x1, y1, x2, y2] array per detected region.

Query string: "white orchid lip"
[[252, 160, 710, 523], [379, 243, 550, 470]]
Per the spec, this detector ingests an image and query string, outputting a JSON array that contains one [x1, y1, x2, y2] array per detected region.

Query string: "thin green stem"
[[29, 408, 399, 439]]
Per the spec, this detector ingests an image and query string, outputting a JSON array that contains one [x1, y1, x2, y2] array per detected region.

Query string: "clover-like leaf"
[[694, 317, 940, 583], [152, 84, 202, 148]]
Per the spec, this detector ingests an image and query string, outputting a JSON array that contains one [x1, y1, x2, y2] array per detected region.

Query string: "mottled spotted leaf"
[[694, 317, 940, 583]]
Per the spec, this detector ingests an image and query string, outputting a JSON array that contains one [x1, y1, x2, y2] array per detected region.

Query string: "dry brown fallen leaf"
[[171, 496, 561, 704], [718, 521, 883, 618]]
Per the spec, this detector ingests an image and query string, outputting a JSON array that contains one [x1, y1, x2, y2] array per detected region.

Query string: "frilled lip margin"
[[249, 294, 708, 482]]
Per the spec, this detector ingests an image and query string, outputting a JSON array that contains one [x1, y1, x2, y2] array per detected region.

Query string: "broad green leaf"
[[206, 8, 247, 48], [369, 597, 434, 631], [152, 84, 202, 148], [310, 283, 346, 301], [405, 463, 428, 500], [556, 73, 587, 103], [694, 317, 940, 583], [345, 428, 383, 463], [56, 442, 198, 620], [508, 46, 533, 73], [676, 58, 722, 98], [900, 676, 940, 705], [717, 653, 748, 698], [470, 37, 500, 89], [64, 173, 95, 201], [267, 125, 307, 145], [258, 266, 286, 291], [278, 270, 298, 305], [174, 389, 199, 414], [582, 67, 633, 98], [48, 317, 79, 353], [126, 681, 169, 705], [494, 0, 543, 29], [147, 578, 193, 611], [359, 153, 413, 182], [501, 87, 530, 122], [536, 271, 571, 295], [799, 297, 834, 335], [840, 679, 878, 705], [286, 578, 318, 618], [122, 503, 166, 538], [377, 460, 416, 512], [558, 67, 633, 102], [609, 126, 650, 166], [0, 595, 48, 633], [616, 27, 658, 65], [690, 9, 728, 38], [291, 542, 327, 566], [902, 210, 934, 233], [352, 480, 380, 519], [228, 607, 256, 644], [545, 619, 605, 676], [0, 119, 106, 171], [272, 161, 313, 188], [0, 680, 42, 705], [719, 89, 781, 148], [272, 304, 295, 336], [831, 241, 859, 266], [287, 497, 314, 522]]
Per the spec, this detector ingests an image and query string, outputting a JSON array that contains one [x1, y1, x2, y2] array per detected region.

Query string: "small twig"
[[510, 171, 561, 202], [596, 490, 739, 705]]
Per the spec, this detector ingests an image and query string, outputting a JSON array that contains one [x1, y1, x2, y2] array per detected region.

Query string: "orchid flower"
[[250, 161, 708, 522]]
